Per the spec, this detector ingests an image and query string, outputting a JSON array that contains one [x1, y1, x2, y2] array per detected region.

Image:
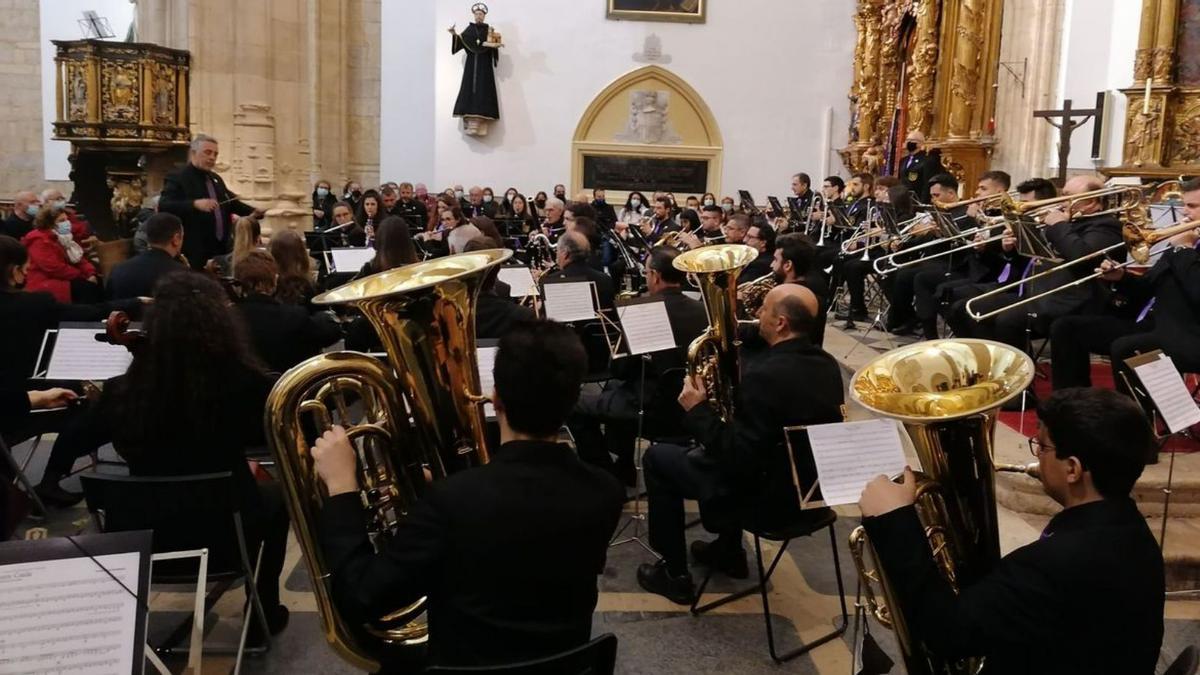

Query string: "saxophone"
[[265, 249, 512, 672]]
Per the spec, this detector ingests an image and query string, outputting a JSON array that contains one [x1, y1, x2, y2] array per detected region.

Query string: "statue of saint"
[[449, 3, 502, 137]]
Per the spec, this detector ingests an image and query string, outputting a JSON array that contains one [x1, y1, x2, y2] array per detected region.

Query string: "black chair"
[[425, 633, 618, 675], [1165, 646, 1199, 675], [80, 472, 272, 663], [578, 319, 615, 384]]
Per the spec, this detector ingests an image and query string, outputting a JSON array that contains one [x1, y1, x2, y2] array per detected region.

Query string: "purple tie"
[[996, 263, 1012, 283], [1016, 260, 1037, 298], [1137, 298, 1156, 323], [206, 178, 226, 242]]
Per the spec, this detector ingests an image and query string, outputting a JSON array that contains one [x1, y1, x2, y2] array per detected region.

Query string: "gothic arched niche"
[[572, 65, 722, 198]]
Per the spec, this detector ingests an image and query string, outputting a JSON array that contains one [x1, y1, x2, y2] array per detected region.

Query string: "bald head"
[[1062, 175, 1106, 216], [906, 130, 926, 144], [556, 230, 590, 268], [759, 283, 818, 346]]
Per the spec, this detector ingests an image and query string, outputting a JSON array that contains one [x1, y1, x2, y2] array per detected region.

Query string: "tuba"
[[847, 339, 1035, 675], [265, 249, 512, 672], [673, 244, 759, 421]]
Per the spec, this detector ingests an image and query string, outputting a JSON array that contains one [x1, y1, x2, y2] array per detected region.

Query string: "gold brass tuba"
[[847, 339, 1034, 675], [265, 249, 512, 672], [673, 244, 759, 421]]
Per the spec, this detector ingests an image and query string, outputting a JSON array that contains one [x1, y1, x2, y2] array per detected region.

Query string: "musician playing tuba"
[[857, 388, 1163, 674]]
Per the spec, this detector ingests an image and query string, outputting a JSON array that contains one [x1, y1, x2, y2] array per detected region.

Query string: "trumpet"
[[965, 216, 1199, 321]]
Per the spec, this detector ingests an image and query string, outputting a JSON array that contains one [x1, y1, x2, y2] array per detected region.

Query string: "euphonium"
[[673, 244, 759, 421], [847, 339, 1034, 675], [265, 249, 512, 672], [736, 272, 776, 320]]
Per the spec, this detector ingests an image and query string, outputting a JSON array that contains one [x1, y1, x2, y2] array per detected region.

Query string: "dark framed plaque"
[[582, 155, 709, 194]]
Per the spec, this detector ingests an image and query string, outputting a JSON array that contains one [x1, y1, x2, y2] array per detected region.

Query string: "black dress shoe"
[[34, 481, 85, 508], [247, 604, 290, 648], [889, 321, 918, 336], [637, 561, 695, 605], [690, 539, 749, 579]]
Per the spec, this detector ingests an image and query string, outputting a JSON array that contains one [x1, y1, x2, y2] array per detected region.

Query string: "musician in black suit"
[[233, 251, 341, 373], [858, 387, 1164, 675], [313, 320, 624, 670], [772, 233, 829, 347], [638, 284, 844, 603], [898, 130, 946, 203], [1050, 178, 1200, 393], [159, 135, 259, 269], [464, 237, 536, 340], [542, 231, 616, 313], [568, 246, 708, 484], [741, 218, 776, 281], [106, 213, 189, 300]]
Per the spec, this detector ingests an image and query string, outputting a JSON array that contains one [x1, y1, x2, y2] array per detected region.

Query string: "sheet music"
[[329, 247, 375, 273], [1150, 203, 1181, 228], [45, 329, 132, 381], [543, 282, 597, 322], [0, 551, 141, 674], [1133, 354, 1200, 434], [497, 267, 538, 297], [476, 345, 498, 419], [806, 419, 908, 507], [617, 301, 676, 355]]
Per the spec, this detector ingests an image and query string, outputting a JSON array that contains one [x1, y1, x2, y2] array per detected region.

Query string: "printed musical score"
[[805, 419, 908, 507], [329, 247, 376, 273], [45, 329, 133, 381], [476, 345, 498, 419], [1132, 354, 1200, 434], [617, 301, 676, 355], [543, 282, 598, 323], [496, 267, 538, 297]]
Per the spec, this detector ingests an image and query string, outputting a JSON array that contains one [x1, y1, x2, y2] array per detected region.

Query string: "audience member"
[[21, 207, 101, 304]]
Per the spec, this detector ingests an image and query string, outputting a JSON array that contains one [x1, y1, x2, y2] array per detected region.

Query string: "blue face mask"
[[25, 204, 39, 218], [316, 187, 329, 198], [55, 221, 72, 236]]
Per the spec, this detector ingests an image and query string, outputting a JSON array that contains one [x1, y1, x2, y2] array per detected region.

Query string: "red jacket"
[[20, 228, 96, 304]]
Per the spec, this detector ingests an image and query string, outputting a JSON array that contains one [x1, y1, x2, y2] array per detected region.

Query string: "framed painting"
[[606, 0, 706, 24]]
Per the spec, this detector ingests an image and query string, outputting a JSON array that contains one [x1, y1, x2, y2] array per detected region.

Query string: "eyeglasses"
[[1027, 437, 1055, 457]]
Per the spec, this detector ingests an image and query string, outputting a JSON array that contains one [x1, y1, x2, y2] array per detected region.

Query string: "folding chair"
[[80, 472, 272, 674], [425, 633, 618, 675]]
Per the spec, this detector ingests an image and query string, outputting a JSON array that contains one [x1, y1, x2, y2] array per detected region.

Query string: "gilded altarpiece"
[[841, 0, 1004, 190], [1107, 0, 1200, 178]]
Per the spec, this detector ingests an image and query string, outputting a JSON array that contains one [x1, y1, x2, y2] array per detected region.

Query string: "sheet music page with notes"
[[1133, 354, 1200, 434], [329, 247, 375, 273], [476, 345, 498, 419], [617, 301, 676, 355], [497, 267, 539, 297], [543, 282, 597, 322], [806, 419, 908, 507], [45, 329, 133, 381], [0, 551, 141, 674]]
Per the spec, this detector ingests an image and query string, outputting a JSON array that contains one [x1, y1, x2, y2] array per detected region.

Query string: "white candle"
[[1143, 77, 1152, 115]]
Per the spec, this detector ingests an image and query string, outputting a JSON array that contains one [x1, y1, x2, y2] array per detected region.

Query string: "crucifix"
[[1033, 92, 1105, 182]]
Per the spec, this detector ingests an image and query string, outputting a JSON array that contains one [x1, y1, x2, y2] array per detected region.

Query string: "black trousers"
[[643, 443, 739, 574], [887, 259, 948, 327], [839, 256, 879, 312], [961, 291, 1056, 350], [566, 383, 639, 481], [1050, 315, 1200, 394], [246, 480, 290, 609], [914, 268, 969, 322], [944, 283, 998, 338]]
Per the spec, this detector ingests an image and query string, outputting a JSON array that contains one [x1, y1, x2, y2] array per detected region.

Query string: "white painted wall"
[[1052, 0, 1140, 172], [39, 0, 135, 181], [381, 0, 856, 199]]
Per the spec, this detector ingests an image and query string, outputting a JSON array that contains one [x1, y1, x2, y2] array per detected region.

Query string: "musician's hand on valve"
[[679, 232, 702, 250], [858, 466, 918, 517], [973, 230, 988, 252], [1041, 208, 1069, 226], [677, 373, 707, 412], [312, 425, 359, 497], [1097, 258, 1125, 282]]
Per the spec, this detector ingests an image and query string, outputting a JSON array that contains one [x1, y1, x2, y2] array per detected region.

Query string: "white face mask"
[[454, 190, 464, 200], [483, 195, 493, 203], [704, 199, 715, 206], [722, 203, 734, 213], [630, 199, 641, 208]]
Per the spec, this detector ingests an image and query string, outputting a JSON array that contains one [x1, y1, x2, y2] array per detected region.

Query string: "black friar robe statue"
[[449, 3, 502, 137]]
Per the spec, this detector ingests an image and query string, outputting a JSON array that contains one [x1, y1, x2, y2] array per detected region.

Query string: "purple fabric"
[[1016, 259, 1037, 298], [997, 262, 1012, 283], [206, 178, 225, 242]]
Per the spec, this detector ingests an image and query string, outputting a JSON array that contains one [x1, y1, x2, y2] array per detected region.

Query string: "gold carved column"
[[840, 0, 1004, 190], [1106, 0, 1200, 178]]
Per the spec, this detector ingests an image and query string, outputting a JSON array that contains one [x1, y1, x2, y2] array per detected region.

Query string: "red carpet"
[[997, 363, 1200, 454]]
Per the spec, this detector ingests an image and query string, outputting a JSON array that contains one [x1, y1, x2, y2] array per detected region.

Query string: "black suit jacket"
[[543, 261, 617, 313], [319, 440, 624, 668], [106, 248, 187, 300], [464, 201, 498, 219], [2, 213, 33, 241], [1119, 245, 1200, 367], [475, 289, 536, 340], [864, 497, 1163, 675], [235, 294, 341, 373], [683, 336, 844, 519], [899, 149, 945, 202], [1030, 213, 1124, 317], [742, 252, 773, 283], [610, 287, 708, 394], [159, 163, 254, 269]]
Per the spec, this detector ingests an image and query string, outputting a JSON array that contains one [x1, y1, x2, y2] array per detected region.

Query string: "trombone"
[[965, 216, 1199, 321]]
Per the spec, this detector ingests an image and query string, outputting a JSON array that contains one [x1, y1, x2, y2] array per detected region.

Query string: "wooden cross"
[[1033, 93, 1105, 182]]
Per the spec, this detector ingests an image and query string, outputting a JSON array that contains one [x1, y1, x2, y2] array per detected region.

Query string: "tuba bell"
[[847, 339, 1034, 675], [673, 244, 759, 421], [265, 249, 512, 672]]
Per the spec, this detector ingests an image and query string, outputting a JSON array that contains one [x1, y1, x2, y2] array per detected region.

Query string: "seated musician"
[[540, 197, 567, 241], [1050, 177, 1200, 396], [312, 320, 624, 669], [541, 230, 616, 313], [887, 174, 966, 336], [809, 175, 847, 267], [234, 250, 342, 373], [910, 171, 1011, 339], [969, 176, 1125, 371], [679, 205, 727, 250], [346, 217, 422, 352], [39, 272, 291, 641], [858, 387, 1164, 674], [741, 218, 777, 281], [567, 246, 707, 484], [944, 177, 1057, 339], [639, 196, 679, 243], [464, 237, 536, 340], [838, 175, 898, 323], [773, 233, 828, 347], [722, 212, 749, 245], [638, 284, 844, 603], [1, 385, 77, 539], [787, 172, 815, 231]]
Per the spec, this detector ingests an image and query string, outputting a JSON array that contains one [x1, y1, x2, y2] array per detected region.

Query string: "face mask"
[[51, 200, 67, 212], [506, 193, 516, 201], [595, 197, 605, 204], [630, 198, 641, 208], [351, 190, 362, 199], [454, 190, 465, 200], [906, 141, 919, 153], [722, 203, 734, 213], [55, 221, 72, 236], [704, 199, 715, 207], [483, 195, 493, 203], [535, 199, 546, 207], [25, 204, 39, 218], [316, 187, 329, 198]]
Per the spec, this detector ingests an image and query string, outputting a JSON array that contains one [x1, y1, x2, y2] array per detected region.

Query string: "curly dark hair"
[[108, 271, 265, 447]]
